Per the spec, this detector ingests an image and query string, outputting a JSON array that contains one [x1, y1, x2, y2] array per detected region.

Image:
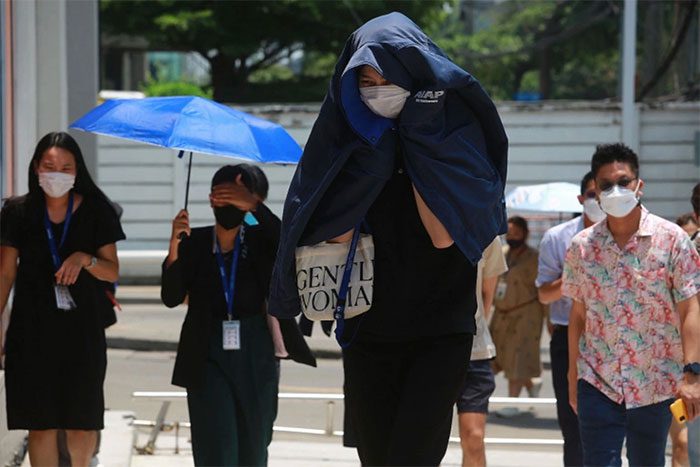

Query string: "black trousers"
[[343, 333, 472, 466], [550, 325, 583, 466]]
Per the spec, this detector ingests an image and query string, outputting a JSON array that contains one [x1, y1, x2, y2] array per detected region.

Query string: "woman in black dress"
[[161, 164, 314, 466], [0, 132, 125, 466]]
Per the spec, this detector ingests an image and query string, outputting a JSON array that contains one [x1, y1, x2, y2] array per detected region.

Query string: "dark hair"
[[580, 171, 595, 195], [211, 164, 269, 200], [676, 212, 698, 228], [692, 183, 700, 216], [507, 215, 529, 235], [591, 143, 639, 178], [26, 132, 117, 215]]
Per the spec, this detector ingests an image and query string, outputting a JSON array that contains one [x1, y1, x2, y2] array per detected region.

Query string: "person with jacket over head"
[[0, 131, 125, 466], [268, 13, 508, 465], [161, 164, 315, 467]]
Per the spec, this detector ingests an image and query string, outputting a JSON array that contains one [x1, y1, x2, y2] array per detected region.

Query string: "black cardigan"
[[161, 204, 316, 390]]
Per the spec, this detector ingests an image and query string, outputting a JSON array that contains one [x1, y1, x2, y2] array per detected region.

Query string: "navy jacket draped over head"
[[269, 12, 508, 318]]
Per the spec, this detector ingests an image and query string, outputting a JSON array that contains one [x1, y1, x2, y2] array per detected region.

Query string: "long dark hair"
[[25, 131, 119, 216]]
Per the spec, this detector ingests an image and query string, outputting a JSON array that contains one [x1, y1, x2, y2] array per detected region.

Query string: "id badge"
[[54, 284, 76, 310], [222, 320, 241, 350], [495, 280, 508, 301]]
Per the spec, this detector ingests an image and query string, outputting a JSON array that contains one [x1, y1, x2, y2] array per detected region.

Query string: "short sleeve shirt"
[[562, 208, 700, 408], [471, 237, 508, 360], [535, 216, 585, 325]]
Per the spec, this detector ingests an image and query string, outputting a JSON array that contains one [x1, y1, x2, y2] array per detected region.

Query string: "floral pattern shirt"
[[562, 208, 700, 408]]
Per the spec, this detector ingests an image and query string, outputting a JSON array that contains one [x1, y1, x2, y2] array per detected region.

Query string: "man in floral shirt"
[[562, 143, 700, 466]]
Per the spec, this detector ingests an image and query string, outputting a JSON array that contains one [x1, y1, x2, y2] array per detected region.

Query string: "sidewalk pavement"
[[128, 432, 565, 467], [110, 286, 551, 364]]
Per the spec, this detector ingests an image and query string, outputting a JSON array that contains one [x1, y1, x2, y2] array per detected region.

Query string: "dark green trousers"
[[187, 314, 278, 466]]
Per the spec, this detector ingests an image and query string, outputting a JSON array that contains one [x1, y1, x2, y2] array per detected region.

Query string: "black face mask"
[[506, 239, 525, 249], [214, 205, 246, 230]]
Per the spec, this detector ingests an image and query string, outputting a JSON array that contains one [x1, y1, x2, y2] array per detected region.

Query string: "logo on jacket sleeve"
[[415, 90, 445, 103]]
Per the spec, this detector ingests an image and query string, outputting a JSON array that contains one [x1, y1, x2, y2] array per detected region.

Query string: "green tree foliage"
[[140, 80, 212, 98], [432, 0, 698, 101], [431, 1, 621, 100], [100, 0, 437, 102]]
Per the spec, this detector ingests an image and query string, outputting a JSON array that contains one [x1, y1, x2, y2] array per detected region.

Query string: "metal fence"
[[131, 391, 563, 454]]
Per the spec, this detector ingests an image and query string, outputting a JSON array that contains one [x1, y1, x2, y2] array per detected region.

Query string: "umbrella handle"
[[183, 151, 193, 210], [178, 151, 193, 240]]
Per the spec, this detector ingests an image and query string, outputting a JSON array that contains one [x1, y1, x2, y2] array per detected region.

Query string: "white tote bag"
[[295, 231, 374, 322]]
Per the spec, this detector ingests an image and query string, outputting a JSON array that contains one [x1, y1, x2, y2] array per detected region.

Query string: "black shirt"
[[355, 157, 478, 341]]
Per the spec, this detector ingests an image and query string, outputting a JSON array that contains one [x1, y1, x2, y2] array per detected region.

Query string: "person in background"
[[0, 132, 125, 467], [490, 216, 545, 401], [457, 237, 507, 467], [161, 164, 315, 466], [536, 171, 603, 466], [563, 143, 700, 466], [677, 213, 699, 238]]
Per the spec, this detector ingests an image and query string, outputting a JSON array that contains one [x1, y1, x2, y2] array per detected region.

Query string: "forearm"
[[0, 273, 15, 315], [482, 275, 498, 319], [568, 301, 585, 377], [165, 240, 179, 268], [161, 258, 187, 307], [679, 295, 700, 364], [538, 278, 563, 305], [412, 185, 453, 249], [85, 257, 119, 283]]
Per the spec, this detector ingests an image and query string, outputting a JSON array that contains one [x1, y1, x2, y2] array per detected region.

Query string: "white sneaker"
[[495, 406, 521, 418], [527, 377, 543, 398]]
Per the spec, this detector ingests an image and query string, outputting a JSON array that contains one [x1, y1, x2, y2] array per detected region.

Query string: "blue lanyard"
[[334, 226, 362, 349], [214, 228, 243, 321], [43, 193, 74, 272]]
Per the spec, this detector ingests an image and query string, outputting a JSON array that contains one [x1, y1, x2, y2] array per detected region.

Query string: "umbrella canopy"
[[505, 182, 583, 213], [70, 95, 302, 164]]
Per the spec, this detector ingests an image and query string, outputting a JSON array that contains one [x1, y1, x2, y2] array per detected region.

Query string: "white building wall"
[[96, 102, 700, 251]]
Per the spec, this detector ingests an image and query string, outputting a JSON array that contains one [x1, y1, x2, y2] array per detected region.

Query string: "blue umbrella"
[[70, 95, 302, 209]]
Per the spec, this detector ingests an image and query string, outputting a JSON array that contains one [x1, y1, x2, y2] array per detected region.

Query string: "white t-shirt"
[[471, 237, 508, 361]]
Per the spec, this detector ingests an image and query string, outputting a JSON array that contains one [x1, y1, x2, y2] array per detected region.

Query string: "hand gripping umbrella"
[[70, 95, 302, 209]]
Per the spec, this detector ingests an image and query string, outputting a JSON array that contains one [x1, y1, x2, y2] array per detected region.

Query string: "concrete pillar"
[[621, 0, 640, 153], [10, 0, 98, 196]]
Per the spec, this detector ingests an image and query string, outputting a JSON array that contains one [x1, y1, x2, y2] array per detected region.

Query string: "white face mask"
[[359, 84, 410, 119], [598, 183, 640, 218], [583, 198, 606, 223], [38, 172, 75, 198]]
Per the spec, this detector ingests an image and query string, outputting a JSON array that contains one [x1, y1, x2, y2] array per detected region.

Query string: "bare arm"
[[86, 243, 119, 282], [677, 295, 700, 421], [412, 185, 453, 249], [0, 246, 18, 364], [327, 229, 354, 244], [54, 243, 119, 285], [567, 299, 586, 415], [0, 246, 18, 314], [538, 278, 563, 305], [482, 275, 499, 320]]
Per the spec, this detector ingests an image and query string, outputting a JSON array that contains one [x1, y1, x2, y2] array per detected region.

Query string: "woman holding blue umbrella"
[[0, 132, 125, 466], [161, 164, 315, 466]]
